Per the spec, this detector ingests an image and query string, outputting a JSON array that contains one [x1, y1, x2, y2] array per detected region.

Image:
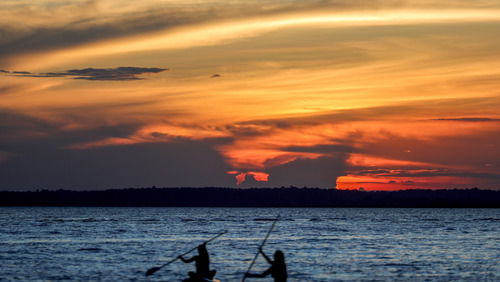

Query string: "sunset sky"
[[1, 0, 499, 190]]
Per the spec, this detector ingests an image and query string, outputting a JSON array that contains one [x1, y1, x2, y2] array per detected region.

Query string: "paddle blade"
[[145, 267, 160, 276]]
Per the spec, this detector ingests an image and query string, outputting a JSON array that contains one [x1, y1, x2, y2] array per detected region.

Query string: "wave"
[[253, 218, 276, 221], [138, 218, 159, 222], [477, 218, 500, 221], [77, 247, 103, 252]]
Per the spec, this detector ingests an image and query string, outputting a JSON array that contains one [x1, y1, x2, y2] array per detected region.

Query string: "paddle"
[[145, 230, 227, 277], [242, 215, 280, 282]]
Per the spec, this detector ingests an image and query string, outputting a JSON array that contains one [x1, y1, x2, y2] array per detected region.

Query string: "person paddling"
[[178, 242, 216, 282], [244, 247, 287, 282]]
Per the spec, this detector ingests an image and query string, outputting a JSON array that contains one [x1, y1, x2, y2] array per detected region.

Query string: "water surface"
[[0, 207, 499, 281]]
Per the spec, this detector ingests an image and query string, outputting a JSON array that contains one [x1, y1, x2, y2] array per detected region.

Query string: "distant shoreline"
[[1, 187, 499, 208]]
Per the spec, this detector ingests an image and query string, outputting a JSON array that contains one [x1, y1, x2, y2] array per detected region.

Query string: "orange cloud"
[[346, 154, 440, 169], [68, 123, 230, 149], [228, 171, 269, 185]]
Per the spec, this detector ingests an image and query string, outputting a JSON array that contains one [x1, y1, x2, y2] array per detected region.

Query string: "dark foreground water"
[[0, 207, 499, 281]]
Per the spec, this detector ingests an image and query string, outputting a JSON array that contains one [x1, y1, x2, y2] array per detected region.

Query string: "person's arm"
[[259, 247, 273, 264], [178, 255, 197, 263]]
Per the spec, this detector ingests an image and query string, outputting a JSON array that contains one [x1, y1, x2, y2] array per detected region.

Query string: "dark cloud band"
[[431, 118, 500, 122], [2, 67, 168, 81]]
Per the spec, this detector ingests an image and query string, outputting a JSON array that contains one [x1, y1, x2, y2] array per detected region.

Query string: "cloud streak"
[[431, 118, 500, 122], [3, 0, 500, 69], [0, 0, 381, 65], [2, 67, 168, 81]]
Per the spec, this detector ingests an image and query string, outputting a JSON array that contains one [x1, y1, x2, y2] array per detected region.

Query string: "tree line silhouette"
[[0, 187, 499, 207]]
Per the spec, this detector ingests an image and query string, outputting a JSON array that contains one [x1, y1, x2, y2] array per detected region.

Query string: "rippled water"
[[0, 207, 499, 281]]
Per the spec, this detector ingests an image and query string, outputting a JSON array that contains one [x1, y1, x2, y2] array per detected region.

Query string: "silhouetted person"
[[245, 247, 287, 282], [178, 242, 216, 282]]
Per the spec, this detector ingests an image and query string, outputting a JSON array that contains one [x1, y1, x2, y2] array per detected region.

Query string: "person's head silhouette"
[[198, 243, 208, 255], [274, 250, 285, 264]]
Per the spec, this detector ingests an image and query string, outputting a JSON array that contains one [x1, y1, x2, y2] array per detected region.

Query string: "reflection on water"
[[0, 207, 499, 281]]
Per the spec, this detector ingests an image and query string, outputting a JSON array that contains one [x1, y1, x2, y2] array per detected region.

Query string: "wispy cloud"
[[2, 0, 500, 69], [431, 118, 500, 122], [0, 0, 372, 65], [2, 67, 168, 81]]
